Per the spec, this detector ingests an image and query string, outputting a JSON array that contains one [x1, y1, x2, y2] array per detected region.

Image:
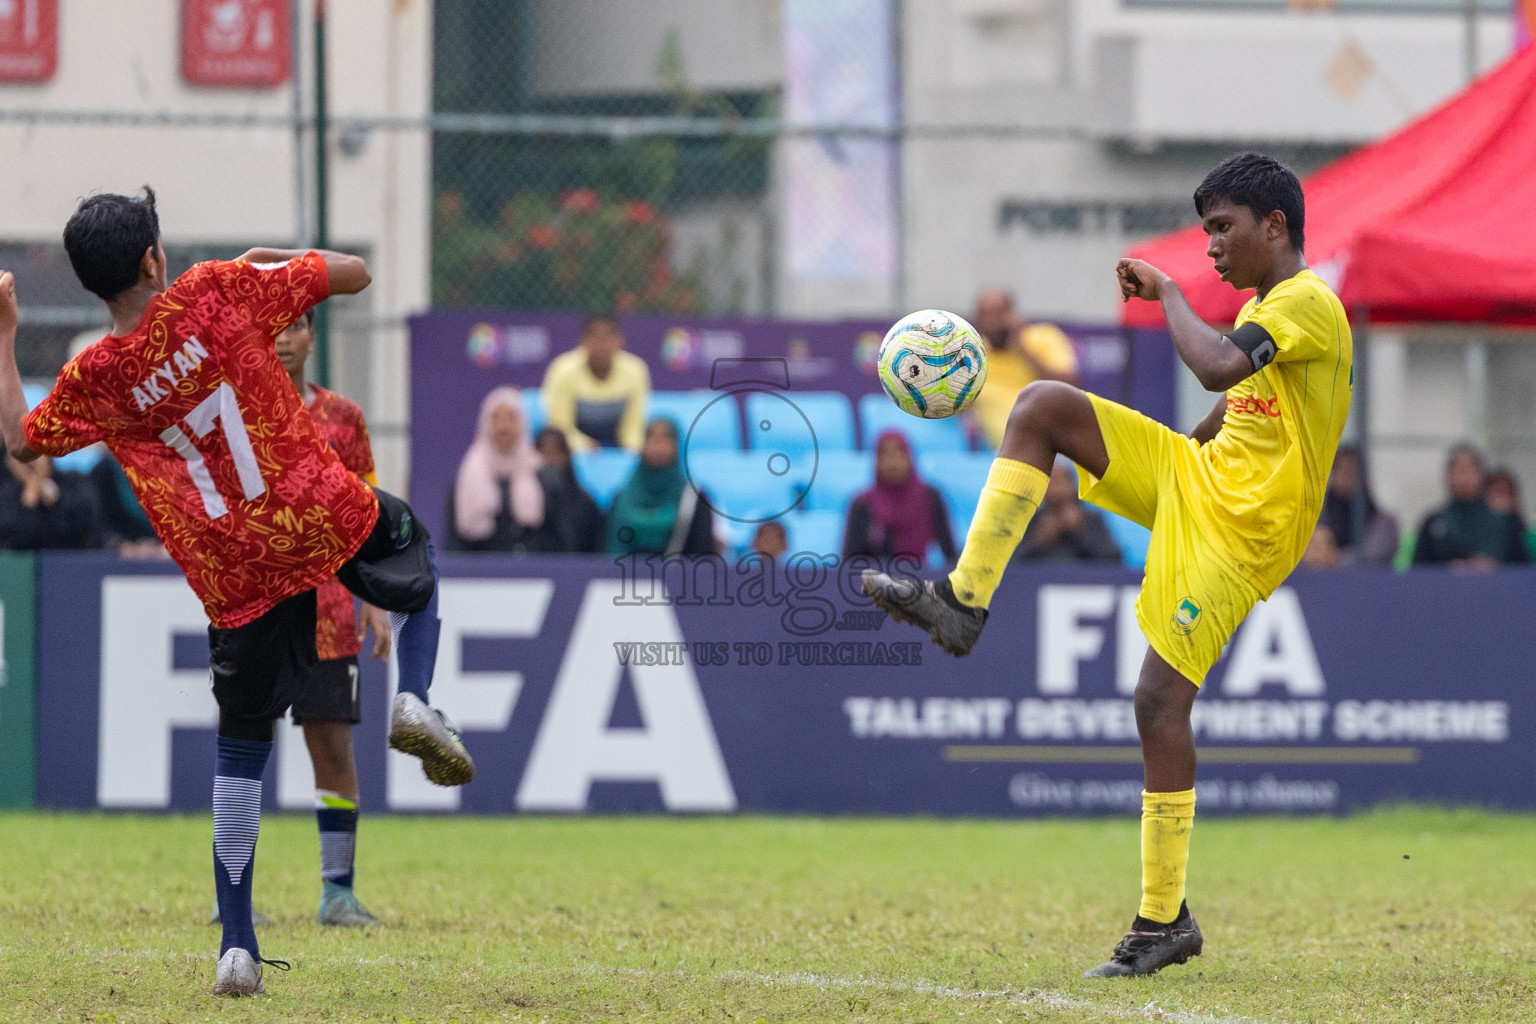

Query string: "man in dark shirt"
[[0, 453, 100, 549], [1015, 459, 1122, 564], [1413, 444, 1529, 567]]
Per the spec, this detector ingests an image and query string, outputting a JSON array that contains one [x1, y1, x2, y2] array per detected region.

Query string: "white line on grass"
[[48, 948, 1277, 1023], [603, 964, 1279, 1024]]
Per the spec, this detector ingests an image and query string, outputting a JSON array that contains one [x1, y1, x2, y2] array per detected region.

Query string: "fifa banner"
[[32, 552, 1536, 815], [407, 311, 1176, 540], [0, 552, 35, 808]]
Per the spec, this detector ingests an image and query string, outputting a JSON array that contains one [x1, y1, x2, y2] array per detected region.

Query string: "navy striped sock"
[[213, 735, 271, 959], [392, 581, 439, 703], [316, 790, 358, 889]]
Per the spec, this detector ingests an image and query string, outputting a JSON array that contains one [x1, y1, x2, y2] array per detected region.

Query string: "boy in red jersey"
[[276, 308, 389, 928], [0, 189, 471, 997]]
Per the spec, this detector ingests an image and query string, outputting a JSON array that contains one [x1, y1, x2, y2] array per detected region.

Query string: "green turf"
[[2, 809, 1534, 1022]]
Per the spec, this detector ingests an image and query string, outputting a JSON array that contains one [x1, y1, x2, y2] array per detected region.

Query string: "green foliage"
[[432, 187, 702, 314], [4, 810, 1536, 1021], [430, 5, 772, 312]]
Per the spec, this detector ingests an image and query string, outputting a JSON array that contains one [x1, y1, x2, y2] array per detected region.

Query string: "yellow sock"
[[947, 459, 1048, 609], [1139, 789, 1196, 924]]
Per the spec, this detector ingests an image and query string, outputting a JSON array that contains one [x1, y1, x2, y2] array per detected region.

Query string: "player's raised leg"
[[336, 503, 472, 786], [863, 380, 1109, 655], [1085, 649, 1203, 977]]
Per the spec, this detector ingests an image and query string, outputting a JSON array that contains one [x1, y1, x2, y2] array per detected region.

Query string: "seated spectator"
[[1309, 445, 1398, 567], [1483, 467, 1536, 561], [1412, 444, 1529, 567], [750, 521, 788, 562], [967, 288, 1079, 450], [842, 431, 956, 563], [446, 388, 571, 553], [1015, 458, 1121, 564], [542, 314, 650, 453], [533, 426, 605, 553], [607, 418, 715, 555], [89, 454, 166, 557], [0, 454, 100, 549]]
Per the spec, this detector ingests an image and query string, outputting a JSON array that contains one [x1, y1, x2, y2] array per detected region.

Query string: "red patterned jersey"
[[23, 254, 379, 628], [307, 384, 375, 660]]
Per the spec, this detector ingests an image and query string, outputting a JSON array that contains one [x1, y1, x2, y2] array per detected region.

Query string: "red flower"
[[526, 225, 557, 249], [560, 188, 600, 215], [614, 290, 637, 312], [498, 241, 523, 264], [624, 200, 657, 225], [437, 192, 463, 220]]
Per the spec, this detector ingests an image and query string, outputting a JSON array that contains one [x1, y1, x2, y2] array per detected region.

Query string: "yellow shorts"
[[1077, 394, 1260, 686]]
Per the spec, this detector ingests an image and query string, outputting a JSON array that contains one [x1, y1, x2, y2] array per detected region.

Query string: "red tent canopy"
[[1122, 46, 1536, 328]]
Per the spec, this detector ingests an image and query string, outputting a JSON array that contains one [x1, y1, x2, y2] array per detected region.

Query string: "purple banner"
[[34, 552, 1536, 816], [408, 311, 1177, 540]]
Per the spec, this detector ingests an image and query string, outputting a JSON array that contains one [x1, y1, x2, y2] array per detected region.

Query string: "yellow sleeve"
[[1021, 324, 1078, 375], [541, 353, 596, 452], [1237, 280, 1331, 364], [618, 355, 651, 453]]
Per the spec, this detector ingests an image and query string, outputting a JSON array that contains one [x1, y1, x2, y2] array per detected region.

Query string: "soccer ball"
[[876, 309, 989, 420]]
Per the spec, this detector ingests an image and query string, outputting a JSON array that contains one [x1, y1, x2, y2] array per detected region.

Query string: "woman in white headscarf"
[[445, 387, 571, 552]]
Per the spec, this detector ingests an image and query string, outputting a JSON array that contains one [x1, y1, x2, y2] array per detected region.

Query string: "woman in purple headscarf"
[[842, 430, 957, 563], [445, 387, 572, 552]]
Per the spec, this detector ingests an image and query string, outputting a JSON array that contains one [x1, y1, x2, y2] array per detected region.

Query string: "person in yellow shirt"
[[541, 315, 651, 453], [968, 289, 1079, 449], [864, 152, 1352, 978]]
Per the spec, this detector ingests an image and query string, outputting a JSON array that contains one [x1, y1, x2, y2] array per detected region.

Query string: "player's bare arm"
[[1190, 394, 1227, 445], [1118, 258, 1253, 392], [0, 271, 41, 463], [235, 247, 372, 296]]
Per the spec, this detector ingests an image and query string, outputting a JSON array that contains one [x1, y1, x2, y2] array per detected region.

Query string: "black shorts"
[[290, 656, 362, 725], [336, 488, 435, 614], [209, 589, 318, 727]]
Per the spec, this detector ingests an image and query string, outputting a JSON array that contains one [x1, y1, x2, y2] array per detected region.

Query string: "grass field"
[[3, 809, 1535, 1023]]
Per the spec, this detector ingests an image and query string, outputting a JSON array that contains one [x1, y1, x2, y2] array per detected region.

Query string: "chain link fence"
[[429, 0, 886, 318]]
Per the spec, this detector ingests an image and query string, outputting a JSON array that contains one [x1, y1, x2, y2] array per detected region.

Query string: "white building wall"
[[0, 0, 432, 492]]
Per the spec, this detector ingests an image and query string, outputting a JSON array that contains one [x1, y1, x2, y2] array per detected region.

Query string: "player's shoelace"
[[260, 956, 291, 972]]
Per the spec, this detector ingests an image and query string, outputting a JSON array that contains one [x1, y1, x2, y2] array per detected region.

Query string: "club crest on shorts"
[[1171, 597, 1202, 636]]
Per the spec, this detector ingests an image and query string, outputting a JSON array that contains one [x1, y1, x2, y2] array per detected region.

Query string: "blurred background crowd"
[[14, 285, 1535, 578]]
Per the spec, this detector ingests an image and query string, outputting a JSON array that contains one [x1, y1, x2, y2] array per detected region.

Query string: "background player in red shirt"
[[277, 307, 389, 927], [0, 189, 471, 997]]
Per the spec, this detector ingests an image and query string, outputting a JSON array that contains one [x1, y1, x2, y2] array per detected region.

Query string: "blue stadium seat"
[[798, 450, 874, 512], [686, 450, 807, 523], [649, 391, 741, 451], [572, 449, 638, 510], [1102, 511, 1151, 570], [917, 451, 991, 521], [857, 393, 969, 453], [783, 509, 845, 557], [521, 387, 546, 437], [745, 391, 855, 454]]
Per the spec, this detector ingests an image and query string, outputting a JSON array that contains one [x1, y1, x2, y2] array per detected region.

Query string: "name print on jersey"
[[131, 335, 209, 411]]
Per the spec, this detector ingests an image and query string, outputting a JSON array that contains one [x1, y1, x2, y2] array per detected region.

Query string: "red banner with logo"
[[181, 0, 289, 88], [0, 0, 58, 82]]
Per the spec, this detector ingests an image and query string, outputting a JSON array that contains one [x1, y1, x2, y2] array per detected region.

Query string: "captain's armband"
[[1226, 322, 1278, 373]]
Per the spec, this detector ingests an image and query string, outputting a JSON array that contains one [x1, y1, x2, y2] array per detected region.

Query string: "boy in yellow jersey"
[[864, 152, 1352, 977]]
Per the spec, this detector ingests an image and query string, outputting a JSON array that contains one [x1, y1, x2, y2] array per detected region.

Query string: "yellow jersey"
[[1176, 269, 1352, 597], [971, 322, 1078, 449]]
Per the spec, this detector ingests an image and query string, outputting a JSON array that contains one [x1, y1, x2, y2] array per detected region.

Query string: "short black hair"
[[1193, 153, 1305, 252], [63, 188, 161, 301], [299, 307, 315, 327]]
